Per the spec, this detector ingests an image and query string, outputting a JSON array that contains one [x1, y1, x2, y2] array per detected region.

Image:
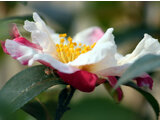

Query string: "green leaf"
[[62, 97, 143, 120], [22, 87, 61, 120], [22, 98, 51, 120], [115, 54, 160, 89], [126, 82, 160, 120], [0, 65, 64, 113]]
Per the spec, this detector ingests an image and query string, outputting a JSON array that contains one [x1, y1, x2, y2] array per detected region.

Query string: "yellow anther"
[[59, 44, 63, 48], [56, 44, 59, 47], [59, 33, 67, 37], [70, 44, 74, 48], [56, 48, 60, 52], [76, 48, 81, 51], [81, 50, 85, 54], [79, 43, 82, 46], [68, 36, 72, 43], [83, 44, 86, 47], [76, 51, 80, 55], [73, 42, 77, 46], [60, 38, 65, 43]]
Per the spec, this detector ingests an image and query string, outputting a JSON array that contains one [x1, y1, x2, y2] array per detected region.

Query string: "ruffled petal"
[[134, 73, 153, 90], [14, 37, 42, 50], [118, 34, 160, 65], [28, 54, 79, 73], [5, 40, 38, 65], [57, 70, 98, 92], [98, 34, 160, 77], [24, 12, 57, 56], [73, 26, 104, 45], [9, 23, 20, 39], [68, 28, 117, 70]]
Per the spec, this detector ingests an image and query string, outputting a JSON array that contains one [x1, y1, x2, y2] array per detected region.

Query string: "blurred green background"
[[0, 1, 160, 120]]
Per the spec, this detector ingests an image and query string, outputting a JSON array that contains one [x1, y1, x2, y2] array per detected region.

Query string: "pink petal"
[[57, 70, 98, 92], [134, 73, 153, 90], [107, 76, 123, 101], [90, 27, 104, 43], [14, 37, 42, 50], [5, 40, 37, 65], [9, 24, 20, 39], [73, 27, 104, 45], [0, 41, 9, 54]]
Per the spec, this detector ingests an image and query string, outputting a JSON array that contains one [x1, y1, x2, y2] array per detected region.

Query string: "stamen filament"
[[56, 33, 96, 63]]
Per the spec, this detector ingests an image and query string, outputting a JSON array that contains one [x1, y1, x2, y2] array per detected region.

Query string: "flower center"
[[56, 33, 96, 63]]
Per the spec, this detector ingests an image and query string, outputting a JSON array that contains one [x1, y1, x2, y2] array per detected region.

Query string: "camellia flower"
[[1, 12, 158, 101]]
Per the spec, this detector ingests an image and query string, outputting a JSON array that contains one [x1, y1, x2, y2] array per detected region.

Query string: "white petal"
[[96, 64, 130, 77], [68, 28, 117, 69], [5, 40, 37, 65], [118, 34, 160, 65], [115, 53, 124, 61], [29, 54, 79, 74], [72, 26, 104, 45], [24, 12, 56, 56]]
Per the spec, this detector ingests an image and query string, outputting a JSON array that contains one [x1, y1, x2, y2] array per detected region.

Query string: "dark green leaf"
[[115, 54, 160, 89], [0, 65, 64, 113], [22, 99, 51, 120], [126, 82, 159, 120], [22, 88, 61, 120]]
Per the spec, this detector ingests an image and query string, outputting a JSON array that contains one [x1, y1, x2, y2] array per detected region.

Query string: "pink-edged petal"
[[1, 41, 9, 54], [14, 37, 42, 50], [134, 73, 153, 90], [9, 24, 20, 39], [5, 40, 38, 65], [57, 70, 98, 92], [69, 28, 116, 69], [73, 27, 104, 45], [107, 76, 123, 101], [28, 54, 79, 73]]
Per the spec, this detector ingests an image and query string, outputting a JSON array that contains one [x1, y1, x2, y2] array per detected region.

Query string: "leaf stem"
[[55, 86, 75, 120]]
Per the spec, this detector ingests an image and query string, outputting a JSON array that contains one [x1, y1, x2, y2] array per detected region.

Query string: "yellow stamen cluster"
[[56, 33, 96, 63]]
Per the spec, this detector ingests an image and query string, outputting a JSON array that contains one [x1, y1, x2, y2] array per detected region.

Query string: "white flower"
[[1, 12, 159, 94]]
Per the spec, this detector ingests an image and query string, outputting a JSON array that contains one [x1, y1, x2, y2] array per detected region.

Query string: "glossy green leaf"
[[115, 54, 160, 89], [126, 82, 159, 120], [0, 65, 64, 113]]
